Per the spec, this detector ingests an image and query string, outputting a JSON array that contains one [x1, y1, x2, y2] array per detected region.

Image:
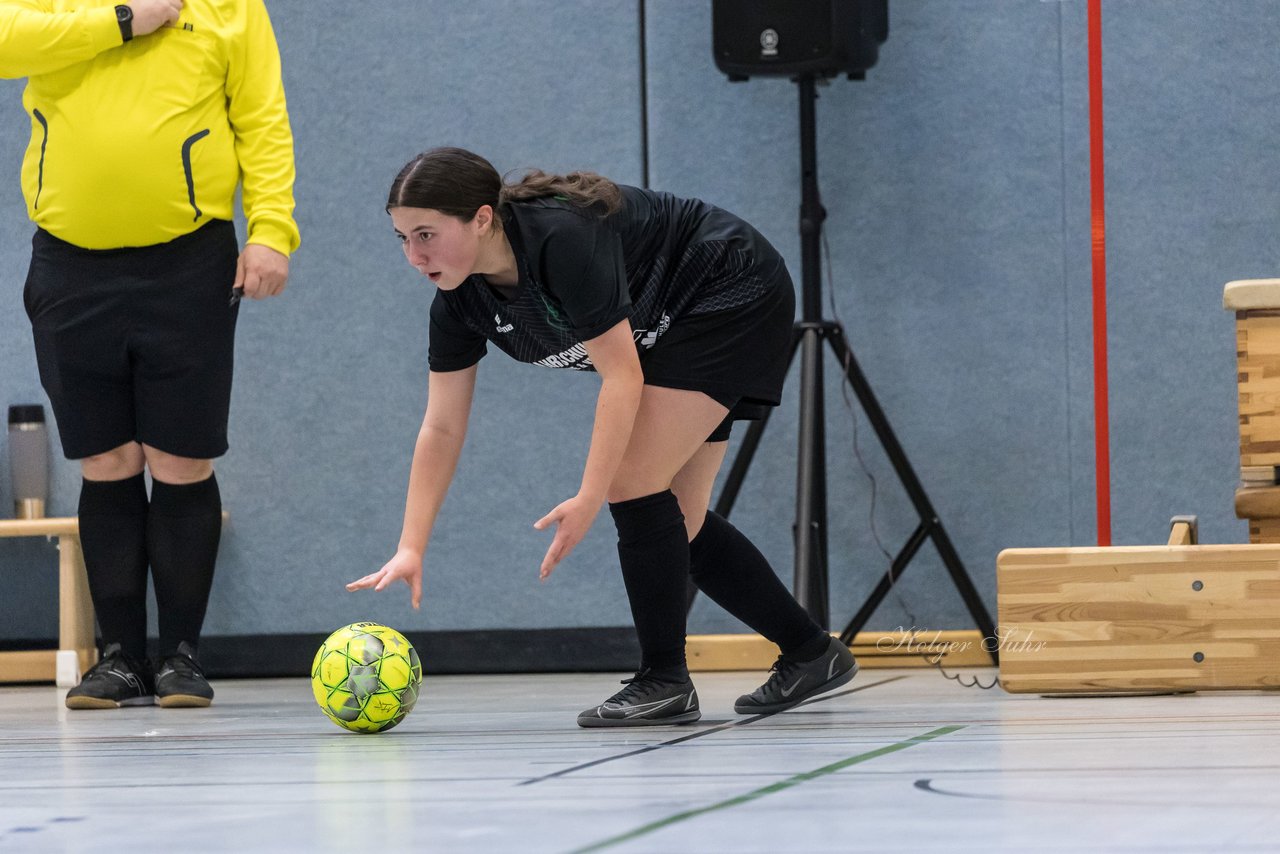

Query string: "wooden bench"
[[0, 517, 95, 686]]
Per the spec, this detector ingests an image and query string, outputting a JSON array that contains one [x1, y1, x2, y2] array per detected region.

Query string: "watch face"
[[116, 5, 131, 21]]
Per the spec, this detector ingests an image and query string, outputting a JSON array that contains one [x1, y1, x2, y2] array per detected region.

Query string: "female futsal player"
[[347, 147, 857, 727]]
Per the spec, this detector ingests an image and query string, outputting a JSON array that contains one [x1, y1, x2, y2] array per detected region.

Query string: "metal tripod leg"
[[793, 324, 830, 627], [823, 327, 998, 659]]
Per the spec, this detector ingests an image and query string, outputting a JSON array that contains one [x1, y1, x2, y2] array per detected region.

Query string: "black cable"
[[923, 651, 1000, 689], [821, 215, 996, 692], [820, 230, 918, 630]]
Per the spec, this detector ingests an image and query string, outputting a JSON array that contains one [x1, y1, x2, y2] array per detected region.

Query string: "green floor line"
[[568, 724, 966, 854]]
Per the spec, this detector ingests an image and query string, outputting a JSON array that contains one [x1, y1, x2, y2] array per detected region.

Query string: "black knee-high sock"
[[78, 474, 150, 661], [148, 474, 221, 657], [689, 511, 828, 658], [609, 490, 690, 676]]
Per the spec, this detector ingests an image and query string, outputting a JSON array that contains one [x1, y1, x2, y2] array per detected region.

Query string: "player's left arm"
[[225, 0, 298, 299], [533, 318, 643, 578]]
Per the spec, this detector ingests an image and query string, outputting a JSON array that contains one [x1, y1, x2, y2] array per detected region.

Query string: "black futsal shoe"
[[64, 643, 154, 710], [577, 669, 701, 727], [155, 641, 214, 708], [735, 636, 859, 715]]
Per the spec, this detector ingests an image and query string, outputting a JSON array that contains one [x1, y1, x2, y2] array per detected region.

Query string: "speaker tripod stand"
[[688, 75, 998, 660]]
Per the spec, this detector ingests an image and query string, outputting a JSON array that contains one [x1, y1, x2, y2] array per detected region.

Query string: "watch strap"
[[115, 5, 134, 42]]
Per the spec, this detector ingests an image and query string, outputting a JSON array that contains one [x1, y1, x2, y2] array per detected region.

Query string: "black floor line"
[[516, 675, 907, 786]]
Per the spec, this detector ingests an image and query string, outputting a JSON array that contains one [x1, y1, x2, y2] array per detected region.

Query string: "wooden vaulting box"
[[996, 523, 1280, 694], [1229, 278, 1280, 541], [992, 281, 1280, 695]]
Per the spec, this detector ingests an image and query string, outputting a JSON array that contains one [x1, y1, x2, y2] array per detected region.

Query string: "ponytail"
[[499, 169, 622, 216]]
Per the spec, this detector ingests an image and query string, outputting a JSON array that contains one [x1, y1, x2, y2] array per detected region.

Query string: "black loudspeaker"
[[712, 0, 888, 80]]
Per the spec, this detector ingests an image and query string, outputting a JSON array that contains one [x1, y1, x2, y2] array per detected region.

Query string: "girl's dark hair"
[[499, 168, 621, 215], [387, 147, 621, 222]]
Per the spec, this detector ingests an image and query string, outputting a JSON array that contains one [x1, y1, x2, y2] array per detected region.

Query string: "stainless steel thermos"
[[8, 404, 49, 519]]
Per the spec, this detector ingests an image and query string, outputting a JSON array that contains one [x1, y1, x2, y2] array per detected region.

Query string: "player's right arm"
[[0, 0, 181, 78], [346, 364, 478, 609], [399, 365, 478, 557]]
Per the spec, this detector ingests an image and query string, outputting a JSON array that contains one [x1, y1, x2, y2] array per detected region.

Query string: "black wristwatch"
[[115, 5, 134, 42]]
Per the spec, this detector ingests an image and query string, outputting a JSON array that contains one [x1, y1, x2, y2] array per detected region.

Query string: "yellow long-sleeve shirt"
[[0, 0, 300, 254]]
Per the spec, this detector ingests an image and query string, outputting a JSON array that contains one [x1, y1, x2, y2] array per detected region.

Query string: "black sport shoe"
[[155, 641, 214, 708], [577, 669, 701, 727], [734, 636, 858, 715], [64, 643, 154, 710]]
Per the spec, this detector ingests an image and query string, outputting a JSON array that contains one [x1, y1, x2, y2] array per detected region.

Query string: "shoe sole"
[[734, 660, 860, 715], [65, 695, 155, 710], [157, 694, 213, 708], [577, 709, 702, 728]]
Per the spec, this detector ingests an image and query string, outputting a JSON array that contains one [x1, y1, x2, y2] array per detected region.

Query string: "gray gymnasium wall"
[[0, 1, 1273, 647]]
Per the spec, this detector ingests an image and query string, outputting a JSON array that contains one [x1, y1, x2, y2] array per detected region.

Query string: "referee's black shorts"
[[23, 220, 240, 461]]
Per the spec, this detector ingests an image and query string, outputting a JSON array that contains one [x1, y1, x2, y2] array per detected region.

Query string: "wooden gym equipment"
[[995, 280, 1280, 695]]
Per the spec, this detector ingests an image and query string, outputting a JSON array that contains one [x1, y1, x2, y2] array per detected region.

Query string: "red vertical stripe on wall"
[[1088, 0, 1111, 545]]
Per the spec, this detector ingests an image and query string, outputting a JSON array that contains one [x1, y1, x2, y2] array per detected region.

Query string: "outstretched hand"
[[346, 548, 424, 609], [534, 493, 602, 580]]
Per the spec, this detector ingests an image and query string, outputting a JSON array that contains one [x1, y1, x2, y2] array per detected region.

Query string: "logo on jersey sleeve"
[[633, 314, 672, 349]]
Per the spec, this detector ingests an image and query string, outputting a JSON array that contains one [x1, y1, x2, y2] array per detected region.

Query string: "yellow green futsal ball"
[[311, 622, 423, 733]]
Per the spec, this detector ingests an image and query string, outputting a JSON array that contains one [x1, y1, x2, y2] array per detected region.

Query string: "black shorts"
[[23, 220, 240, 460], [640, 262, 795, 443]]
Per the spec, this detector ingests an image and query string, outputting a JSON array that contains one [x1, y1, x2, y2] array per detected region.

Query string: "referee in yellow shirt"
[[1, 0, 300, 709]]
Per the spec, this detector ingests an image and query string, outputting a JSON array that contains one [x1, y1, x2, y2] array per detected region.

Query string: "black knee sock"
[[78, 474, 150, 661], [148, 474, 221, 657], [689, 511, 827, 657], [609, 490, 690, 677]]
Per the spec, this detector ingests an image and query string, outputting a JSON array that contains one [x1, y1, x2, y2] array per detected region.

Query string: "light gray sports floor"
[[1, 668, 1277, 853]]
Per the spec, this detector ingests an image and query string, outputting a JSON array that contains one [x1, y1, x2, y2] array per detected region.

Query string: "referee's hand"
[[235, 244, 289, 300], [130, 0, 183, 37]]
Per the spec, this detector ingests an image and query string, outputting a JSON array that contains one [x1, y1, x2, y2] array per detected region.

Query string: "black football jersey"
[[427, 185, 783, 373]]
